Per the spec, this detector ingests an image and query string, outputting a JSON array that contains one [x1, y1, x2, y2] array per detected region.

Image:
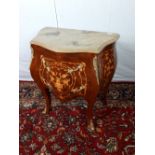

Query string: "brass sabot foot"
[[87, 120, 95, 132], [42, 106, 49, 114]]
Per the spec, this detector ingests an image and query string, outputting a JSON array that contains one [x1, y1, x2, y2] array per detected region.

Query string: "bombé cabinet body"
[[30, 27, 119, 131]]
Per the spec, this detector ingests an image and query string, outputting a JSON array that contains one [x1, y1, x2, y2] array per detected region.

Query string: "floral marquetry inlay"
[[39, 55, 87, 100], [102, 48, 115, 88]]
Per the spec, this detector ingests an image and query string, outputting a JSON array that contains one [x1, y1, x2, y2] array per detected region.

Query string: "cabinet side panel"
[[97, 43, 117, 98]]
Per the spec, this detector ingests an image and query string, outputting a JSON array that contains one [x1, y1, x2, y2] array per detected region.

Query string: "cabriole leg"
[[30, 60, 51, 114]]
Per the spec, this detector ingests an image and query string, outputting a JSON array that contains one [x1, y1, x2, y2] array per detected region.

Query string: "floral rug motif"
[[19, 81, 135, 155]]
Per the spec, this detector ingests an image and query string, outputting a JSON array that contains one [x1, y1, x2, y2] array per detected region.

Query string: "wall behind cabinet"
[[19, 0, 135, 81]]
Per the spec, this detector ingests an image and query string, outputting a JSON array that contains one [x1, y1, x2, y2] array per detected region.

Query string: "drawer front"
[[30, 45, 99, 102], [39, 55, 88, 100]]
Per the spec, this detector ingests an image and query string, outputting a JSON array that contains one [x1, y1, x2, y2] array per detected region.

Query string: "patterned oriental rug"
[[19, 81, 135, 155]]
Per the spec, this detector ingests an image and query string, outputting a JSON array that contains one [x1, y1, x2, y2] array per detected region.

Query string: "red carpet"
[[19, 81, 134, 155]]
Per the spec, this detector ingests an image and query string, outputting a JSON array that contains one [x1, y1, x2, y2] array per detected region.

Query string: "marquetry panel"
[[39, 55, 87, 100]]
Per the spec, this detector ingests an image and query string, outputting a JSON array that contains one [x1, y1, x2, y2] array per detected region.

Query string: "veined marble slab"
[[31, 27, 119, 53]]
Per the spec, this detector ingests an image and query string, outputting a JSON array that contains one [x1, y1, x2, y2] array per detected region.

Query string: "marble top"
[[31, 27, 119, 53]]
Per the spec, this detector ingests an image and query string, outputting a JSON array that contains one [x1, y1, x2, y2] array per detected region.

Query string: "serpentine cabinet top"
[[31, 27, 119, 53]]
